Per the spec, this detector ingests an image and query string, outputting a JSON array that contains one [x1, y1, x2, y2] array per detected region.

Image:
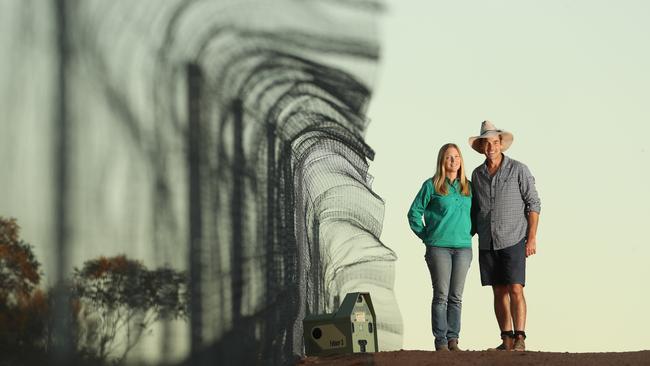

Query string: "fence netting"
[[0, 0, 403, 364]]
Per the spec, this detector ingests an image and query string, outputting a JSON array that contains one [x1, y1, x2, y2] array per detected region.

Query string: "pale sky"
[[367, 0, 650, 352]]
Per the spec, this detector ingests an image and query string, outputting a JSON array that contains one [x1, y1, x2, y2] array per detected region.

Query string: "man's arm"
[[526, 211, 539, 257], [519, 163, 540, 257]]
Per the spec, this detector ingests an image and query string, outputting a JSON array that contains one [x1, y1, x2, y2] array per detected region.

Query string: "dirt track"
[[297, 349, 650, 366]]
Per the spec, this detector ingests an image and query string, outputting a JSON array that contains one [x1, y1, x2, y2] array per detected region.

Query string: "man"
[[469, 120, 541, 351]]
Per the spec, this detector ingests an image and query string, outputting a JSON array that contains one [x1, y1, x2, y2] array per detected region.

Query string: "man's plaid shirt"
[[471, 154, 541, 250]]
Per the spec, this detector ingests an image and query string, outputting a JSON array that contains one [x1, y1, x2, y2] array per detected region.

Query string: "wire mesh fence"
[[0, 1, 403, 364]]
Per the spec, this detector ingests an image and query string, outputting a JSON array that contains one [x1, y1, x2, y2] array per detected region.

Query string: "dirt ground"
[[297, 349, 650, 366]]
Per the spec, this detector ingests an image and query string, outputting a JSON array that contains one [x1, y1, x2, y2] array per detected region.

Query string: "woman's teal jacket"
[[407, 178, 472, 248]]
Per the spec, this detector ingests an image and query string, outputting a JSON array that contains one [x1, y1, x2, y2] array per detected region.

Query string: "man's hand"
[[525, 211, 539, 258], [525, 237, 537, 257]]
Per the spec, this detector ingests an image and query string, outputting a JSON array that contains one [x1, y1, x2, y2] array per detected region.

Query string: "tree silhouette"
[[73, 255, 187, 363], [0, 216, 47, 351]]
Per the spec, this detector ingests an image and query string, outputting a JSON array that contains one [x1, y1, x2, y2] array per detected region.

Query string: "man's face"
[[482, 136, 502, 160]]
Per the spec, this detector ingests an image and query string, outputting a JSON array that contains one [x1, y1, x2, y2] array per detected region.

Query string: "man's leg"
[[509, 284, 526, 331], [491, 285, 514, 350], [493, 285, 512, 332], [505, 238, 528, 351], [509, 284, 527, 351], [480, 246, 514, 351]]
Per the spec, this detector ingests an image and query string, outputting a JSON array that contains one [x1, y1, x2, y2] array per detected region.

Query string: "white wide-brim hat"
[[468, 120, 514, 153]]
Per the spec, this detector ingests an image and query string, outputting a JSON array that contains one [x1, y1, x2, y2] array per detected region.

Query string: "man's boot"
[[487, 331, 514, 351], [513, 331, 526, 351]]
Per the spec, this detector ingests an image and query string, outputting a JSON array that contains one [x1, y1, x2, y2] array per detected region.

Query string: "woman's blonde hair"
[[432, 143, 470, 196]]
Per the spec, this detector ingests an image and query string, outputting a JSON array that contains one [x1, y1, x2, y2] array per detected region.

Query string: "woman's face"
[[443, 147, 461, 175]]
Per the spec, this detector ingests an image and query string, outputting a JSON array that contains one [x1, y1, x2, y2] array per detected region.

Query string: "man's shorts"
[[479, 238, 526, 286]]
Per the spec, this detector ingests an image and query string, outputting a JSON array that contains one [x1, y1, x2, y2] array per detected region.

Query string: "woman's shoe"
[[448, 339, 462, 351], [435, 344, 450, 352]]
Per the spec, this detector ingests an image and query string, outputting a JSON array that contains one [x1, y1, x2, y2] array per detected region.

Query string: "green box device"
[[302, 292, 379, 356]]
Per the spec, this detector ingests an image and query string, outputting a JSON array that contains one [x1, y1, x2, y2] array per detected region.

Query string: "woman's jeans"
[[424, 246, 472, 347]]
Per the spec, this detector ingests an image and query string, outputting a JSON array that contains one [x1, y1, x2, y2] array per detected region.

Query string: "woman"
[[407, 143, 473, 352]]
